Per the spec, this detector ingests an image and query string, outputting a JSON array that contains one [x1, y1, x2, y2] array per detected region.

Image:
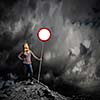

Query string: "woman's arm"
[[30, 50, 41, 61], [18, 52, 23, 60]]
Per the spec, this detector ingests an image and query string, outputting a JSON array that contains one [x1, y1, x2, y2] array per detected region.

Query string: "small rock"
[[0, 94, 8, 99]]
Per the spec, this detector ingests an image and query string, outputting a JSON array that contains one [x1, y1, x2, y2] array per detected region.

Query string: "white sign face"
[[37, 28, 52, 42]]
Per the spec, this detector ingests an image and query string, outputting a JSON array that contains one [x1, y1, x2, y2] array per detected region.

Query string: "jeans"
[[24, 64, 33, 80]]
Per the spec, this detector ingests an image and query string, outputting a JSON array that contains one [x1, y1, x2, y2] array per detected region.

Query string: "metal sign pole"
[[38, 42, 44, 82], [37, 28, 51, 83]]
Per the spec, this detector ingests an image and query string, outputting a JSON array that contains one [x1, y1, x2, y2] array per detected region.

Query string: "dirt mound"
[[0, 79, 70, 100]]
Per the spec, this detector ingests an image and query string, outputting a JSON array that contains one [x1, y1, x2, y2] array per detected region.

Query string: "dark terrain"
[[0, 78, 70, 100]]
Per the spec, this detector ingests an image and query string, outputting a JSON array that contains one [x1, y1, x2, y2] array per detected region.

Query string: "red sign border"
[[37, 28, 52, 42]]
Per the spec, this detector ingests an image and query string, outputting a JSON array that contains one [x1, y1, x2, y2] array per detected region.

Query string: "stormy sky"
[[0, 0, 100, 93]]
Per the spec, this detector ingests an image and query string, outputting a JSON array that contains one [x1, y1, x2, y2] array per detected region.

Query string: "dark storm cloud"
[[62, 0, 100, 21]]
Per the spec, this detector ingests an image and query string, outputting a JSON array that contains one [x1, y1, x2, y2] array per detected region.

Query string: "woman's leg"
[[24, 64, 29, 78], [29, 64, 33, 81]]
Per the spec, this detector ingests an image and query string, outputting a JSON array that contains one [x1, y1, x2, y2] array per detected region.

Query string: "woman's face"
[[23, 43, 29, 52]]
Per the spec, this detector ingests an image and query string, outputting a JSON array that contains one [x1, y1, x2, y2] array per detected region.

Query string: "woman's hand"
[[39, 58, 42, 61]]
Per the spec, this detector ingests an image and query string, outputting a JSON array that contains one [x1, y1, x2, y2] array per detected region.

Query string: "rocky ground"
[[0, 78, 71, 100]]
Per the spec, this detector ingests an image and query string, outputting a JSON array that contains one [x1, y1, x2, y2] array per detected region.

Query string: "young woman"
[[18, 43, 41, 82]]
